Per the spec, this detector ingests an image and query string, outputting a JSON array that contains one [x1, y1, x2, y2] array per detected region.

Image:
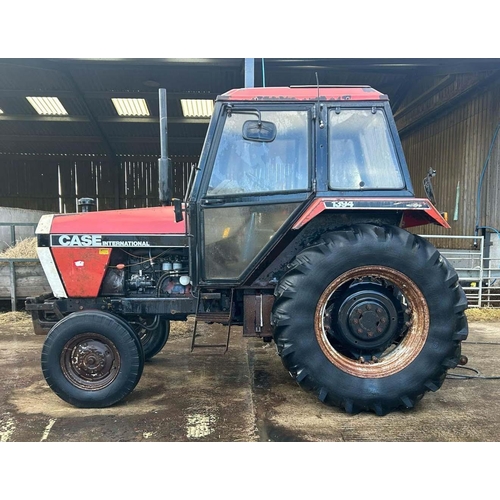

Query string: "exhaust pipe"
[[158, 88, 172, 206]]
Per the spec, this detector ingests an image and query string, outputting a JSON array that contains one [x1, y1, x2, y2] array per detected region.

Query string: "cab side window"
[[328, 109, 404, 190]]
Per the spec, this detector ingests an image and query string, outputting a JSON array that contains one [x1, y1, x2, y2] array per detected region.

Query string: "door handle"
[[201, 198, 225, 206]]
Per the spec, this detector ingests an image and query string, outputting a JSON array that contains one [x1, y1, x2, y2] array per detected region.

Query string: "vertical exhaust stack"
[[158, 88, 172, 206]]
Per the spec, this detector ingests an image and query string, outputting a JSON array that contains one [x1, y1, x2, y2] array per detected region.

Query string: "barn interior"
[[1, 57, 500, 307]]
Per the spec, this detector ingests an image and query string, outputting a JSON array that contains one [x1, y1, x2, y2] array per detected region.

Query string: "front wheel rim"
[[61, 333, 121, 390], [315, 266, 429, 378]]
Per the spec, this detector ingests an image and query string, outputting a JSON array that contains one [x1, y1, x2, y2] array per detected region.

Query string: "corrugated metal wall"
[[401, 82, 500, 248], [0, 156, 197, 213]]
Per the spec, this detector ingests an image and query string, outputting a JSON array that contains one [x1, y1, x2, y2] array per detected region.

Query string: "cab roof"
[[218, 86, 388, 102]]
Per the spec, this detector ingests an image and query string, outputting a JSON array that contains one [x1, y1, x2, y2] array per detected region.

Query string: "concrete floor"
[[1, 317, 500, 442]]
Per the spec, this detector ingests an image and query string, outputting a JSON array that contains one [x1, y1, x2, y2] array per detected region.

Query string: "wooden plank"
[[0, 262, 51, 299]]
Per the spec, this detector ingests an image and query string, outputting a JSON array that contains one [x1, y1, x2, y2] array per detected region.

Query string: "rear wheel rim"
[[61, 333, 121, 390], [314, 266, 429, 378]]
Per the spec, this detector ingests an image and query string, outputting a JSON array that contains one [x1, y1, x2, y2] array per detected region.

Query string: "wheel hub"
[[72, 340, 113, 380], [328, 283, 402, 356], [315, 266, 429, 379]]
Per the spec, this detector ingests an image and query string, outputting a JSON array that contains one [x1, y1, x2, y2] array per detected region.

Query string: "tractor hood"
[[41, 206, 184, 235], [36, 206, 187, 248]]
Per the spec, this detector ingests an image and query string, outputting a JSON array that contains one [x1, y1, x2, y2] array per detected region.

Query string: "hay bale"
[[0, 237, 38, 259]]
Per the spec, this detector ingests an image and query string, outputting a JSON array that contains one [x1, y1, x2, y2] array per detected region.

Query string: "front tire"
[[41, 310, 144, 408], [271, 224, 468, 415], [131, 316, 170, 361]]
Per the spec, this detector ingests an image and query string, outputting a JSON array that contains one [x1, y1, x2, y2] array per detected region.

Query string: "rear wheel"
[[271, 224, 468, 415], [41, 310, 144, 408]]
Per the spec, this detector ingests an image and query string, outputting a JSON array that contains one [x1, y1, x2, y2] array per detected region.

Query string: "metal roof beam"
[[1, 135, 104, 142], [98, 117, 210, 124], [0, 115, 90, 122], [53, 58, 244, 67], [394, 75, 456, 121], [399, 70, 500, 138], [0, 89, 219, 99], [267, 59, 500, 76], [0, 115, 210, 124], [390, 73, 419, 114], [0, 136, 204, 144]]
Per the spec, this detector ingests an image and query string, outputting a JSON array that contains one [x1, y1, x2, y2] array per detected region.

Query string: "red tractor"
[[26, 86, 468, 415]]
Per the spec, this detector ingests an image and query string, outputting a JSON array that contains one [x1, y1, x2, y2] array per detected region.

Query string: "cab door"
[[198, 105, 313, 285]]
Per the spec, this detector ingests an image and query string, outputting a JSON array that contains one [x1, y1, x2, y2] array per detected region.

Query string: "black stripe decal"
[[49, 234, 188, 248]]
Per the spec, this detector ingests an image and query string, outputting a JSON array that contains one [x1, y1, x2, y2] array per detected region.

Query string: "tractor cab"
[[186, 86, 443, 287]]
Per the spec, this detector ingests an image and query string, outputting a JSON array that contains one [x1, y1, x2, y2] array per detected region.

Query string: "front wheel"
[[41, 310, 144, 408], [130, 316, 170, 361], [271, 224, 468, 415]]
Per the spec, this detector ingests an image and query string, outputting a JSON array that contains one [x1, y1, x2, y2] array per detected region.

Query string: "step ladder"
[[190, 289, 234, 353]]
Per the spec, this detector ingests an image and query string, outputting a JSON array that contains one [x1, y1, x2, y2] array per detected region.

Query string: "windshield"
[[328, 108, 404, 190]]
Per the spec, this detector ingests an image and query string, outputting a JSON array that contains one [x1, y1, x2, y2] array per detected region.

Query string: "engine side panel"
[[51, 247, 111, 297]]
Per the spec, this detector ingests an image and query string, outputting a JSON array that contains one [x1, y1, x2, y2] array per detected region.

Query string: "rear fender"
[[292, 197, 450, 230]]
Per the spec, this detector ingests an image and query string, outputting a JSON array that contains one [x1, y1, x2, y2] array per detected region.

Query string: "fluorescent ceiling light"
[[112, 98, 150, 116], [26, 96, 68, 115], [180, 99, 214, 118]]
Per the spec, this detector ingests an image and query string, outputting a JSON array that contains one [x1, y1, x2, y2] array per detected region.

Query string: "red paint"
[[51, 247, 111, 297], [401, 207, 450, 229], [219, 87, 387, 102], [294, 199, 325, 228], [51, 206, 186, 235], [292, 197, 450, 230]]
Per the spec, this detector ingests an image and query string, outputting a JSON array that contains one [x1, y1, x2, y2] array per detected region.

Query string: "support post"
[[244, 58, 254, 88], [9, 261, 16, 312]]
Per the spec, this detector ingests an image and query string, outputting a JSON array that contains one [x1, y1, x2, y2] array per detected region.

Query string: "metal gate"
[[422, 234, 500, 308]]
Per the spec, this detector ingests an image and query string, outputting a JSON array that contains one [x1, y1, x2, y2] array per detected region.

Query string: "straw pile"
[[1, 237, 38, 259], [466, 308, 500, 322], [0, 311, 32, 325]]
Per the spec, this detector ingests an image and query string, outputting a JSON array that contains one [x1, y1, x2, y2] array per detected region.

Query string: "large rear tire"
[[271, 224, 468, 415], [41, 310, 144, 408]]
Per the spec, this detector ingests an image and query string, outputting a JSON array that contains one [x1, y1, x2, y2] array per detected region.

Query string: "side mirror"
[[242, 120, 277, 142], [423, 168, 437, 205]]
